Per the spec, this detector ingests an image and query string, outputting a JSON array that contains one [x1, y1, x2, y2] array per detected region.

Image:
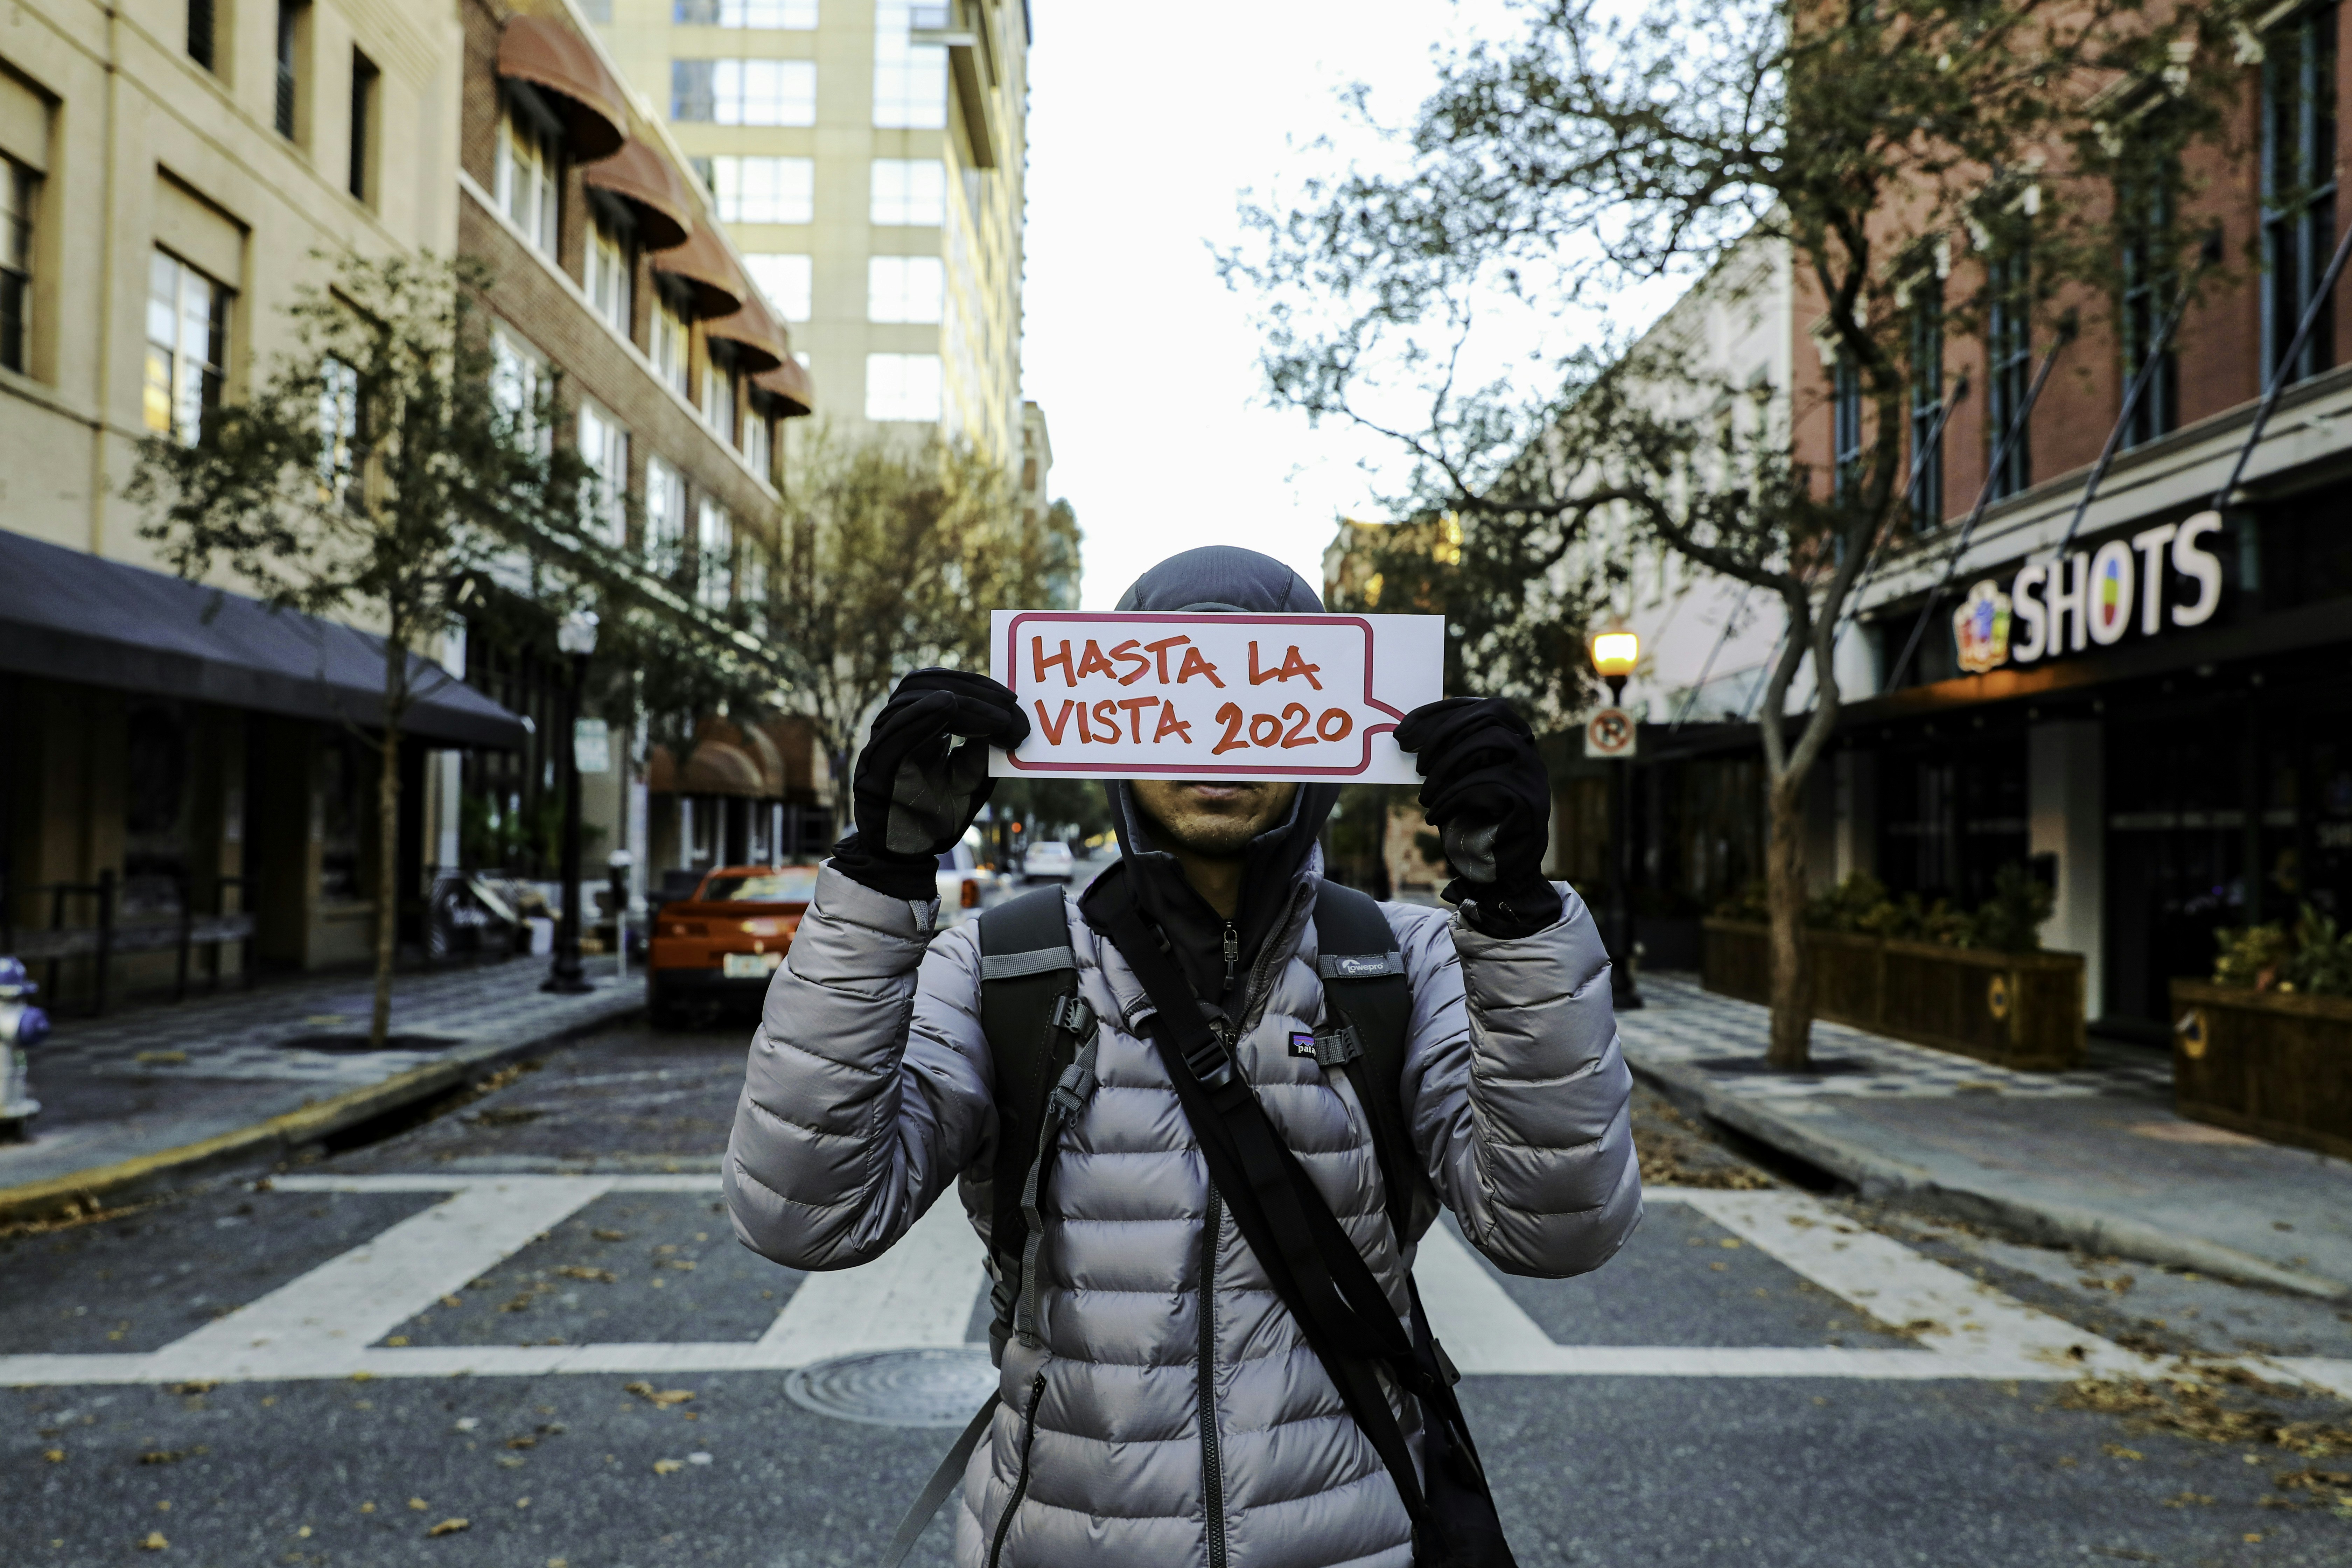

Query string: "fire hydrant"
[[1, 955, 49, 1137]]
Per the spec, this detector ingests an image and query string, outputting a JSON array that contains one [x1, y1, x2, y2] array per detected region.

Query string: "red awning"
[[645, 738, 774, 798], [652, 225, 747, 318], [581, 140, 697, 252], [707, 291, 791, 373], [497, 17, 629, 162], [753, 357, 815, 418]]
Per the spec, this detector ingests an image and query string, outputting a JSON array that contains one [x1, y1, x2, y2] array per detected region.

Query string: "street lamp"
[[1589, 623, 1645, 1012], [544, 609, 598, 996]]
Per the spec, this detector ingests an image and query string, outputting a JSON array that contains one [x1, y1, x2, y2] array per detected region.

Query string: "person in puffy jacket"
[[726, 547, 1641, 1568]]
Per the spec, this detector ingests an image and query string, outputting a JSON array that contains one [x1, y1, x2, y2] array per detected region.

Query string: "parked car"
[[936, 841, 996, 926], [1021, 840, 1076, 883], [648, 865, 820, 1026]]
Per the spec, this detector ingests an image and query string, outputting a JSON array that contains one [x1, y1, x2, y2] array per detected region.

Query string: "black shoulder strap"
[[1312, 883, 1432, 1248], [976, 886, 1083, 1348]]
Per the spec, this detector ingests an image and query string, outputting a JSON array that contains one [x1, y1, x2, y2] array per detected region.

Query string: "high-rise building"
[[588, 0, 1030, 467]]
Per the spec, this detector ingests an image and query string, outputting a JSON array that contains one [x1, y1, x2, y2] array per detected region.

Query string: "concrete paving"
[[1622, 973, 2352, 1299]]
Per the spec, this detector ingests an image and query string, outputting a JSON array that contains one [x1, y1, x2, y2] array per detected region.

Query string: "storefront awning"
[[581, 139, 696, 252], [754, 356, 815, 417], [0, 530, 527, 750], [651, 225, 747, 318], [497, 17, 629, 162], [707, 291, 791, 373], [645, 738, 774, 797]]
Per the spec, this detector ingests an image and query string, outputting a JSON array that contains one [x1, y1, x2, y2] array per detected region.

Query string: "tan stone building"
[[584, 0, 1032, 466]]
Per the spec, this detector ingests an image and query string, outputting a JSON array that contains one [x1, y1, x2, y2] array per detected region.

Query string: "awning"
[[645, 738, 774, 797], [753, 356, 815, 417], [652, 225, 747, 318], [707, 291, 790, 373], [581, 139, 696, 252], [497, 16, 628, 163], [0, 529, 527, 750]]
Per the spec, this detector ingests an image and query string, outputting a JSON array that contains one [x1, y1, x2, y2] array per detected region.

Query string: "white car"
[[1021, 840, 1076, 883], [936, 842, 993, 924]]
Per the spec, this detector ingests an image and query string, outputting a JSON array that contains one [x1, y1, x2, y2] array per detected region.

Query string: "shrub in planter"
[[2172, 904, 2352, 1157]]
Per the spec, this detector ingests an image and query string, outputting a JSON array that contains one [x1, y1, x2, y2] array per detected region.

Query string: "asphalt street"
[[5, 872, 2350, 1566]]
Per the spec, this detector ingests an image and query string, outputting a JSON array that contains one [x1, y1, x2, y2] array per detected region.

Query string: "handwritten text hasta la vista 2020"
[[1022, 634, 1359, 754]]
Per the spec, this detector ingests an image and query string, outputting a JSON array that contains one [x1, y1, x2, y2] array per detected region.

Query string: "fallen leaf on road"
[[667, 1260, 696, 1272], [2244, 1533, 2264, 1543], [165, 1382, 216, 1396], [555, 1266, 617, 1283], [135, 1051, 188, 1065], [428, 1517, 470, 1536], [1717, 1239, 1741, 1249], [42, 1448, 63, 1463], [2102, 1444, 2144, 1461], [592, 1229, 627, 1241], [138, 1451, 184, 1465], [439, 1295, 462, 1309], [359, 1504, 375, 1514], [386, 1336, 410, 1346], [297, 1525, 312, 1538], [2161, 1491, 2213, 1507], [653, 1459, 684, 1475], [349, 1372, 373, 1383], [506, 1437, 537, 1450], [408, 1498, 428, 1511], [139, 1531, 167, 1550], [624, 1382, 695, 1407]]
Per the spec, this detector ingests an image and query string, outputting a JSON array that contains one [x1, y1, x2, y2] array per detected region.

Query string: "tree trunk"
[[373, 628, 404, 1050], [1763, 772, 1812, 1070]]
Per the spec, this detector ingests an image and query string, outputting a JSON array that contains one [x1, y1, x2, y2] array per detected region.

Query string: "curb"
[[0, 1001, 640, 1226], [1628, 1053, 2352, 1303]]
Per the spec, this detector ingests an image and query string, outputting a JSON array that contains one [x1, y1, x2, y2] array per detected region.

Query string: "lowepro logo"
[[1333, 955, 1392, 977]]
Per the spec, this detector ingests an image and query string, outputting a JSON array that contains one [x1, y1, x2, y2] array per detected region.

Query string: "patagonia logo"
[[1288, 1031, 1317, 1058]]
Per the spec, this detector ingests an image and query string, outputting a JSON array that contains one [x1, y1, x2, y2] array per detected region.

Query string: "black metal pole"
[[1606, 673, 1644, 1011], [2211, 218, 2352, 511], [544, 651, 592, 995]]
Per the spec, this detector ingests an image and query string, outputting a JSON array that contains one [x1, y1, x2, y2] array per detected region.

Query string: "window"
[[188, 0, 216, 71], [672, 59, 817, 126], [696, 497, 733, 609], [870, 158, 946, 225], [867, 254, 943, 323], [275, 2, 307, 141], [744, 253, 811, 320], [1907, 276, 1944, 527], [586, 215, 634, 335], [738, 534, 769, 636], [2118, 142, 2179, 449], [707, 156, 813, 223], [1, 157, 32, 375], [2262, 6, 2338, 387], [645, 456, 687, 566], [318, 356, 359, 502], [494, 101, 562, 257], [865, 351, 940, 421], [703, 360, 736, 441], [652, 293, 691, 396], [1984, 237, 2032, 501], [348, 51, 379, 204], [144, 250, 229, 443], [1830, 357, 1862, 503], [676, 0, 820, 25], [578, 401, 629, 546], [742, 410, 771, 483], [490, 327, 551, 451], [873, 1, 947, 129]]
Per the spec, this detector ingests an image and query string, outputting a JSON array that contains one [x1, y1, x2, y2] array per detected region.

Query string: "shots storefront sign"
[[1949, 511, 2227, 673]]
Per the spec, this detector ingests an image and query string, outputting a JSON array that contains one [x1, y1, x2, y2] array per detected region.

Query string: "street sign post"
[[988, 610, 1443, 783]]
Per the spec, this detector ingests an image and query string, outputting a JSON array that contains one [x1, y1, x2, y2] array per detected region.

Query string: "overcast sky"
[[1021, 1, 1531, 609]]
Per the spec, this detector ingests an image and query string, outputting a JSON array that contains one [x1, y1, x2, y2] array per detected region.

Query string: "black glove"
[[831, 669, 1030, 901], [1393, 696, 1562, 938]]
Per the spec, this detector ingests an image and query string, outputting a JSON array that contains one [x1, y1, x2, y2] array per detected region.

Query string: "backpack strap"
[[1310, 882, 1434, 1249], [976, 884, 1097, 1358]]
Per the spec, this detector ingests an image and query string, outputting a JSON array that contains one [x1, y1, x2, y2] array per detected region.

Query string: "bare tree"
[[128, 254, 591, 1047], [1227, 0, 2233, 1065]]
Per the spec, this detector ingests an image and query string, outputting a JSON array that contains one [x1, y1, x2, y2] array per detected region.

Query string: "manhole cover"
[[784, 1348, 997, 1428], [1692, 1055, 1872, 1078], [275, 1034, 464, 1056]]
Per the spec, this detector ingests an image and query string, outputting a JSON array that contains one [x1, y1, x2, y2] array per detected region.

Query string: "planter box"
[[1702, 918, 2086, 1071], [2171, 979, 2352, 1160]]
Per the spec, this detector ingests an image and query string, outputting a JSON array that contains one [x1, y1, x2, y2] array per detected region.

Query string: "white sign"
[[1583, 707, 1637, 759], [988, 611, 1444, 783], [573, 718, 612, 775], [1966, 511, 2226, 670]]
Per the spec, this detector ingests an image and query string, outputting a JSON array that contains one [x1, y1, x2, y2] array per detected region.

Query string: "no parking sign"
[[1584, 707, 1638, 760]]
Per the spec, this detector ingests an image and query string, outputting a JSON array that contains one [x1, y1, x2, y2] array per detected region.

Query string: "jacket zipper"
[[1199, 1181, 1228, 1568], [987, 1371, 1049, 1568], [1221, 920, 1240, 990]]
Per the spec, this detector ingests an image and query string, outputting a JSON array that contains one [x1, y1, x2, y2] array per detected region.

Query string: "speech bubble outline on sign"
[[988, 610, 1444, 784]]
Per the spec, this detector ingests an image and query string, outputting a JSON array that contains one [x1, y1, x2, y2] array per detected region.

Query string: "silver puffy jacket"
[[726, 857, 1640, 1568]]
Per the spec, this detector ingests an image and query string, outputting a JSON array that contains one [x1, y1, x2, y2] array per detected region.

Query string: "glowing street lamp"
[[1588, 622, 1644, 1011], [545, 610, 599, 996]]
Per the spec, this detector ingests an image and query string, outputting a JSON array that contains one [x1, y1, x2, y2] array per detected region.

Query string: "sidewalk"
[[1620, 973, 2352, 1300], [0, 958, 641, 1221]]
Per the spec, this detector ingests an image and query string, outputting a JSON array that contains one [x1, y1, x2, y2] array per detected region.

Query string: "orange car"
[[648, 864, 820, 1023]]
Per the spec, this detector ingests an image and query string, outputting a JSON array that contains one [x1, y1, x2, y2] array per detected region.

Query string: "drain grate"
[[784, 1348, 997, 1428]]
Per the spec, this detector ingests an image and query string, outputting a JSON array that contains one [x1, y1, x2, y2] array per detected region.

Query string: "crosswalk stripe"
[[6, 1178, 2347, 1397]]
